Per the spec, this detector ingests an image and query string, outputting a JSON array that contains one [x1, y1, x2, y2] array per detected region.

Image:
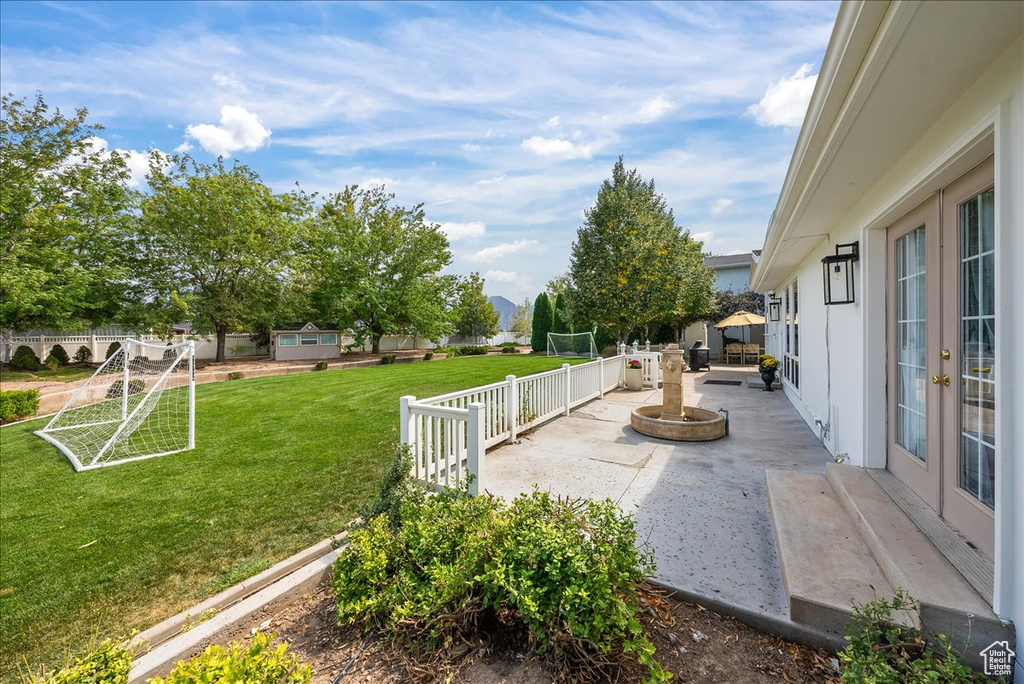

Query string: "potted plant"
[[625, 358, 644, 391], [758, 354, 779, 391]]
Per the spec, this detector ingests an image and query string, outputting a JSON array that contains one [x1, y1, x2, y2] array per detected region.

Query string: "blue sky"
[[1, 0, 838, 302]]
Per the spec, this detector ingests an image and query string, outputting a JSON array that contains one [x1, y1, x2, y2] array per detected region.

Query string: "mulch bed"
[[206, 579, 840, 683]]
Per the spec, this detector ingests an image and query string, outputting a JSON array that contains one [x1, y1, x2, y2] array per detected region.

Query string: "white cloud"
[[483, 269, 534, 298], [638, 95, 674, 123], [476, 175, 505, 186], [748, 63, 817, 127], [461, 143, 482, 151], [540, 116, 561, 130], [184, 105, 272, 156], [79, 136, 159, 188], [691, 231, 715, 245], [438, 221, 486, 241], [521, 136, 592, 160], [710, 198, 734, 215], [174, 141, 194, 153], [467, 239, 540, 263]]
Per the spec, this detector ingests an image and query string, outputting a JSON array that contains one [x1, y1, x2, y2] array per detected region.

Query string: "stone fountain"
[[629, 347, 727, 441]]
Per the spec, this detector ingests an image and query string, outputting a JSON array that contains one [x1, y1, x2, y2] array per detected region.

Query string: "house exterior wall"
[[714, 264, 751, 293], [762, 34, 1023, 648]]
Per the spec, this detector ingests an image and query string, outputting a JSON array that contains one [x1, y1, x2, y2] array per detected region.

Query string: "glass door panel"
[[895, 227, 927, 460]]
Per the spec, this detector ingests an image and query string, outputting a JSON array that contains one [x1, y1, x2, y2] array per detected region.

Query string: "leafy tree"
[[1, 93, 139, 358], [139, 156, 309, 361], [509, 298, 533, 339], [546, 275, 571, 300], [530, 292, 552, 352], [662, 236, 715, 343], [708, 287, 765, 348], [306, 185, 455, 354], [453, 272, 499, 341], [569, 157, 697, 343], [552, 292, 571, 334]]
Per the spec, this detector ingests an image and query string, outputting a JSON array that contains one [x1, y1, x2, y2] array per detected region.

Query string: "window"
[[279, 334, 297, 346], [320, 333, 338, 346], [783, 280, 799, 388], [300, 333, 319, 346]]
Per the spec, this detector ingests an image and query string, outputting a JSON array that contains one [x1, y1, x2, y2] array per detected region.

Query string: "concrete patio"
[[485, 365, 832, 623]]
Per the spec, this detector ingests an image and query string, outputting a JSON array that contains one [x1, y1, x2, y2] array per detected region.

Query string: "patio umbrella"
[[713, 310, 765, 328]]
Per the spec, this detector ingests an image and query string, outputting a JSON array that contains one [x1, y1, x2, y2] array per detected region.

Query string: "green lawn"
[[0, 355, 585, 678], [0, 364, 97, 384]]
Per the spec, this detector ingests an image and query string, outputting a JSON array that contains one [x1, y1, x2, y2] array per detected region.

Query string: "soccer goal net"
[[36, 339, 195, 472], [547, 332, 598, 358]]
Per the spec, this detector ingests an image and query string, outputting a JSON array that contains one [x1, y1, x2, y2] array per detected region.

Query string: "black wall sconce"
[[822, 242, 859, 305], [768, 296, 781, 322]]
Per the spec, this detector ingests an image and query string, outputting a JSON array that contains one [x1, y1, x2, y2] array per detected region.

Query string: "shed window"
[[320, 333, 338, 346], [279, 334, 297, 346], [300, 333, 319, 346]]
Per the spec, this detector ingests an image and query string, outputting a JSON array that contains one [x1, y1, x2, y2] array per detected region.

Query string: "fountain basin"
[[630, 405, 727, 441]]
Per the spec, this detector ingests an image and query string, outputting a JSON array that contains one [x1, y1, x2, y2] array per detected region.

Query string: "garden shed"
[[270, 323, 342, 362]]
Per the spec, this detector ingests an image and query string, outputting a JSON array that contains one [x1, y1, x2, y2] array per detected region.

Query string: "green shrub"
[[10, 345, 40, 371], [838, 589, 989, 683], [49, 344, 70, 366], [74, 346, 93, 363], [150, 632, 310, 684], [458, 345, 488, 356], [0, 389, 40, 423], [500, 342, 519, 354], [334, 476, 666, 681], [313, 360, 328, 371], [43, 355, 61, 371], [227, 371, 245, 381], [381, 354, 397, 365], [29, 638, 132, 684], [422, 352, 433, 361], [105, 379, 145, 399], [105, 341, 121, 360]]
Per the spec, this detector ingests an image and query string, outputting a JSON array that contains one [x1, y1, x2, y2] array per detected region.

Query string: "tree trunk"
[[371, 334, 381, 355], [216, 323, 228, 362]]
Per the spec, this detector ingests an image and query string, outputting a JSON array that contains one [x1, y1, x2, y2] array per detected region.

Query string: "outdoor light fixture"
[[768, 296, 781, 322], [822, 242, 859, 305]]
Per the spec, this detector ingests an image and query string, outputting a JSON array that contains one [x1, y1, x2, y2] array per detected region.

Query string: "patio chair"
[[725, 343, 743, 365], [743, 343, 760, 365]]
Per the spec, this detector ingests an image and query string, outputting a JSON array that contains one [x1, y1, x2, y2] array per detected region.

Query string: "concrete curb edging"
[[126, 532, 347, 682], [646, 577, 844, 654]]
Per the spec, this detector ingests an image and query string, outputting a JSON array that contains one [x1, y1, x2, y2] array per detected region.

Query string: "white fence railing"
[[401, 355, 641, 494], [3, 333, 265, 363]]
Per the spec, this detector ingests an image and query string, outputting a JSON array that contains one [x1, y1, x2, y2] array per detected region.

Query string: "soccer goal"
[[547, 332, 598, 358], [36, 339, 195, 471]]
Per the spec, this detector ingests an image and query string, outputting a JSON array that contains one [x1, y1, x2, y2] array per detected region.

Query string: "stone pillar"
[[660, 348, 687, 419]]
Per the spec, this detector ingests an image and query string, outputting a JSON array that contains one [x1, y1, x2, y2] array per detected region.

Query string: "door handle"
[[931, 374, 950, 386]]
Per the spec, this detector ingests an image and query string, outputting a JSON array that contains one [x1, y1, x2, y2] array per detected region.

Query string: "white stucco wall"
[[764, 36, 1023, 635]]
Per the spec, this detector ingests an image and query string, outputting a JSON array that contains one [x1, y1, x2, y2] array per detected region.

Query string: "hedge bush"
[[74, 346, 93, 363], [105, 379, 145, 399], [49, 344, 70, 366], [43, 355, 61, 371], [0, 389, 40, 423], [381, 354, 397, 365], [334, 454, 667, 682], [423, 352, 433, 361], [28, 638, 132, 684], [10, 345, 40, 371], [500, 342, 519, 354], [150, 632, 310, 684], [313, 360, 328, 371], [227, 371, 245, 381], [105, 341, 121, 360]]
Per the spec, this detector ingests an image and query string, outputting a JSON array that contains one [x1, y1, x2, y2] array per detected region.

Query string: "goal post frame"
[[546, 331, 599, 359], [35, 339, 196, 472]]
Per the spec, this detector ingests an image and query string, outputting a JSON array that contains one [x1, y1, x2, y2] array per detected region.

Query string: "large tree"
[[530, 292, 552, 352], [551, 292, 571, 335], [453, 272, 499, 341], [569, 157, 697, 344], [1, 93, 138, 355], [140, 156, 309, 361], [307, 185, 455, 353], [662, 236, 716, 343]]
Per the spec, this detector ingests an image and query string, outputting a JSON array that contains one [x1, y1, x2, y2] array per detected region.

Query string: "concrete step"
[[826, 463, 1013, 663], [765, 470, 905, 637]]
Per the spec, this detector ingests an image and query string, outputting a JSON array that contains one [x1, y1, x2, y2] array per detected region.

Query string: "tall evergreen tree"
[[551, 292, 571, 334], [530, 292, 552, 352]]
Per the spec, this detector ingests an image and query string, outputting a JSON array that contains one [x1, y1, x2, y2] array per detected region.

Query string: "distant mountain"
[[488, 296, 518, 331]]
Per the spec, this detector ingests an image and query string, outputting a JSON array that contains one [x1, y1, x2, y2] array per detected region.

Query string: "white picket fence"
[[400, 352, 661, 494]]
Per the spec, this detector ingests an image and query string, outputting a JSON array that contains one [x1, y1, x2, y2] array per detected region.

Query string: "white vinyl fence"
[[400, 353, 662, 494], [3, 333, 265, 363]]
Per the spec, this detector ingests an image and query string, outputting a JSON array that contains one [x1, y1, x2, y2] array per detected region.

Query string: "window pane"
[[320, 333, 338, 346], [300, 334, 319, 345], [279, 334, 297, 346]]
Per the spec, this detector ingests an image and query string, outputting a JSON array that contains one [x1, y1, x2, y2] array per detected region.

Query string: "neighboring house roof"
[[272, 323, 341, 333], [751, 0, 1022, 291], [705, 253, 754, 269]]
